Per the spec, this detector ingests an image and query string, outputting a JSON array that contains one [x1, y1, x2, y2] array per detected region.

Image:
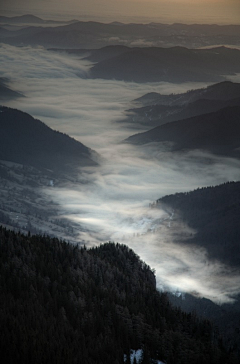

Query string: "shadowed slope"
[[0, 107, 98, 175]]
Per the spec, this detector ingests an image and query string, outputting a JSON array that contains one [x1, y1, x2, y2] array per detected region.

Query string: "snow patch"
[[124, 349, 165, 364]]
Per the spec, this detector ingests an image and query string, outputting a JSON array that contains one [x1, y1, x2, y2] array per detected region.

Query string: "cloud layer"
[[1, 43, 240, 303]]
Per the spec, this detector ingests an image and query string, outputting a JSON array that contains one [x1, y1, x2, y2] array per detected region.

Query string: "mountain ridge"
[[0, 228, 235, 363], [0, 14, 78, 25], [1, 20, 240, 48], [124, 105, 240, 159], [135, 81, 240, 106], [0, 107, 98, 175], [89, 46, 240, 83], [123, 81, 240, 127]]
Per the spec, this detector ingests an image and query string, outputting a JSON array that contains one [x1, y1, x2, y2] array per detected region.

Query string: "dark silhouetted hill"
[[125, 97, 240, 127], [0, 228, 235, 364], [135, 81, 240, 106], [84, 45, 130, 62], [156, 181, 240, 267], [125, 81, 240, 126], [0, 78, 23, 100], [0, 107, 98, 175], [89, 47, 240, 83], [125, 106, 240, 159]]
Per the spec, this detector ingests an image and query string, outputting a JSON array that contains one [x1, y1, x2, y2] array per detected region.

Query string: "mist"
[[1, 43, 240, 303]]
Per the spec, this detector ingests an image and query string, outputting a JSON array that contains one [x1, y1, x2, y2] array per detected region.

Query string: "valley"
[[1, 10, 240, 363]]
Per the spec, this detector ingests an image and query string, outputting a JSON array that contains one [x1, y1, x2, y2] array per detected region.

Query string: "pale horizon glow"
[[1, 0, 240, 24]]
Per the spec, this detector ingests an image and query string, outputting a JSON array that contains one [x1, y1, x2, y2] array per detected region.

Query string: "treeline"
[[0, 227, 237, 363]]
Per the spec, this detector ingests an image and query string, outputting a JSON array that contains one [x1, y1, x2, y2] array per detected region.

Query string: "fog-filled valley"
[[1, 10, 240, 363], [2, 41, 240, 301]]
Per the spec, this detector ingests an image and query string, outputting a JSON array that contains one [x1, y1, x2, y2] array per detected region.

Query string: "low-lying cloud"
[[43, 146, 240, 303], [1, 43, 240, 303], [0, 44, 212, 147]]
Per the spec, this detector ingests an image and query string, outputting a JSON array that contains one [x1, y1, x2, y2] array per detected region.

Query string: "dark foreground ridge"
[[0, 227, 236, 364]]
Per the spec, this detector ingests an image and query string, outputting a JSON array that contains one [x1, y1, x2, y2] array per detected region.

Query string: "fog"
[[1, 43, 240, 303]]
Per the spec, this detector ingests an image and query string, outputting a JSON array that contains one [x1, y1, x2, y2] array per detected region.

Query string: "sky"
[[1, 43, 240, 303], [1, 0, 240, 24]]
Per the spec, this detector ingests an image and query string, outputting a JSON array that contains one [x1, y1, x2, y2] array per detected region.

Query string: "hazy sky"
[[1, 0, 240, 24]]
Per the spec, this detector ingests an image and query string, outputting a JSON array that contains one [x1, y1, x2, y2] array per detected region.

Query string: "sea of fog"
[[1, 43, 240, 303]]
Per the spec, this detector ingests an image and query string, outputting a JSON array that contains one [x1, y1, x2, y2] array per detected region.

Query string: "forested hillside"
[[155, 181, 240, 267], [0, 227, 235, 364], [168, 291, 240, 359], [125, 106, 240, 159], [124, 81, 240, 127]]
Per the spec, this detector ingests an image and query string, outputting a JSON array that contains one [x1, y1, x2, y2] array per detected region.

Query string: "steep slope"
[[125, 106, 240, 158], [0, 107, 98, 174], [155, 181, 240, 267], [0, 229, 234, 364], [0, 78, 23, 100]]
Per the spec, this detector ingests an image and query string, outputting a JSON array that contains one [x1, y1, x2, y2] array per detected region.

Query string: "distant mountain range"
[[0, 14, 78, 25], [1, 18, 240, 48], [0, 107, 98, 175], [88, 46, 240, 83], [124, 81, 240, 126]]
